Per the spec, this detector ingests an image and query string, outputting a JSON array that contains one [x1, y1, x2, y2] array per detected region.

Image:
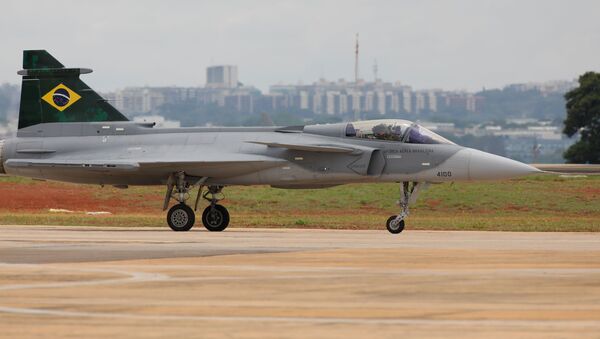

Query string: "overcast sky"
[[1, 0, 599, 92]]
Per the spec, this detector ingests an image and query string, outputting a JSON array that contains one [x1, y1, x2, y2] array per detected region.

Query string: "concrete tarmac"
[[1, 225, 600, 338]]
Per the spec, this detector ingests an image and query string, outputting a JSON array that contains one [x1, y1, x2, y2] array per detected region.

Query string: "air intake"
[[0, 139, 5, 174]]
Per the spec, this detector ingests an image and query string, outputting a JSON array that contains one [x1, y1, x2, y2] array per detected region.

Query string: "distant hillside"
[[477, 88, 566, 121]]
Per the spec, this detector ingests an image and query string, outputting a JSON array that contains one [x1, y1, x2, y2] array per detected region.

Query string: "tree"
[[563, 72, 600, 163]]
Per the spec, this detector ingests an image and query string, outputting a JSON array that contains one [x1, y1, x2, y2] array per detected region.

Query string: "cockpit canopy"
[[345, 120, 455, 145]]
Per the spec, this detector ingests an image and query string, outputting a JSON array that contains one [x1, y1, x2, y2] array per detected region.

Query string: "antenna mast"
[[354, 33, 360, 120], [354, 33, 359, 85], [373, 59, 378, 81]]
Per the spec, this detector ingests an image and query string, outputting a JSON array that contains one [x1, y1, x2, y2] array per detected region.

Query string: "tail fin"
[[17, 50, 128, 129]]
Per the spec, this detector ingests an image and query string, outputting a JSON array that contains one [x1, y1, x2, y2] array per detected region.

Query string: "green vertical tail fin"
[[17, 50, 128, 129]]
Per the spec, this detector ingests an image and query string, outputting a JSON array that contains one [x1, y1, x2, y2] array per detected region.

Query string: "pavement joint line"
[[1, 306, 600, 329], [5, 262, 600, 276]]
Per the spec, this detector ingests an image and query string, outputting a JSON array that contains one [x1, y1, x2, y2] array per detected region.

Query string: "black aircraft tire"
[[167, 203, 195, 232], [386, 215, 405, 234], [202, 204, 230, 232]]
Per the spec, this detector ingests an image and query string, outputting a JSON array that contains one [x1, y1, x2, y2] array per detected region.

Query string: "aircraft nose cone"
[[468, 148, 541, 180]]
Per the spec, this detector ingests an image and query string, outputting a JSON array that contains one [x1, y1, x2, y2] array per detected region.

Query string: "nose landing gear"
[[386, 216, 405, 234], [386, 182, 424, 234]]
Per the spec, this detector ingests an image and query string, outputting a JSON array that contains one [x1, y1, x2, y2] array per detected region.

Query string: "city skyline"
[[1, 1, 599, 92], [102, 67, 573, 120]]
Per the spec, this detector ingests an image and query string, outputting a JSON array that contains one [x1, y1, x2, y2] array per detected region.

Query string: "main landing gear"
[[386, 182, 424, 234], [199, 185, 229, 232], [163, 172, 230, 232], [167, 203, 195, 232]]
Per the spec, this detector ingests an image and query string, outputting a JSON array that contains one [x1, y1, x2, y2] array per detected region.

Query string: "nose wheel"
[[386, 215, 405, 234]]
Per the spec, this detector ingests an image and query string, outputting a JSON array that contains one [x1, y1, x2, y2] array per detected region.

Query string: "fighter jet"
[[0, 50, 540, 234]]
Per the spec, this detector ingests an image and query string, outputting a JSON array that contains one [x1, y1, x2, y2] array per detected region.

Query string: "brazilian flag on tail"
[[17, 50, 129, 129]]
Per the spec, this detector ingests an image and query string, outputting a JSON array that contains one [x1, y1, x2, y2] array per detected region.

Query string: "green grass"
[[1, 174, 599, 231]]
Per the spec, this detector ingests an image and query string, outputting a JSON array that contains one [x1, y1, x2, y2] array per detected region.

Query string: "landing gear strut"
[[386, 182, 424, 234]]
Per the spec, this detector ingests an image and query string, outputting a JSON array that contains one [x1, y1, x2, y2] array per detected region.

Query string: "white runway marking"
[[0, 263, 169, 291]]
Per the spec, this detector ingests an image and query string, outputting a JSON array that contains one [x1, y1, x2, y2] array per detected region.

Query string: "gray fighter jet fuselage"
[[0, 51, 540, 233], [4, 120, 536, 186]]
